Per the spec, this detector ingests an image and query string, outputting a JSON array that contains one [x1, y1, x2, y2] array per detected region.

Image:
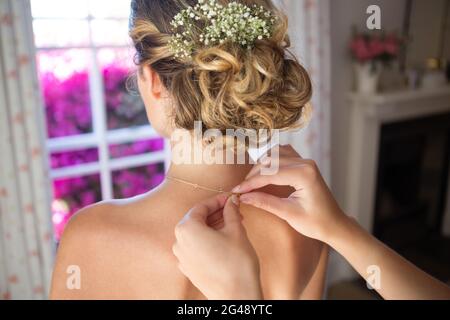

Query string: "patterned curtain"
[[276, 0, 331, 182], [0, 0, 54, 299]]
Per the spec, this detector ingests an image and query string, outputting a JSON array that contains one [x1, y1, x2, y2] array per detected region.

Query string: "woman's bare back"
[[50, 178, 327, 299]]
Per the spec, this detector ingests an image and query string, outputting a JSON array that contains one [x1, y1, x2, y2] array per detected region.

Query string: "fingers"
[[246, 145, 305, 180], [175, 194, 228, 243], [172, 243, 189, 277], [234, 165, 309, 193], [257, 144, 301, 167], [187, 193, 229, 223], [240, 192, 295, 222], [245, 156, 304, 180], [222, 197, 243, 230]]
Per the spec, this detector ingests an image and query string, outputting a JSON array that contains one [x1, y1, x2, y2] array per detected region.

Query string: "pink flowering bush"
[[43, 71, 92, 137], [103, 65, 149, 130], [113, 164, 165, 199], [350, 30, 402, 64], [41, 63, 165, 239], [109, 138, 164, 159]]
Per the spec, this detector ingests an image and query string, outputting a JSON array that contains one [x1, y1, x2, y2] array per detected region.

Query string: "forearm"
[[327, 216, 450, 300]]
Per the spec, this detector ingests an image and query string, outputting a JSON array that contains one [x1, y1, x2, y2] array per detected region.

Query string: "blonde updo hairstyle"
[[129, 0, 312, 134]]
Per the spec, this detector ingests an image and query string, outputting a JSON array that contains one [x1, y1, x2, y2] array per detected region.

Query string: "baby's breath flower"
[[168, 0, 277, 59]]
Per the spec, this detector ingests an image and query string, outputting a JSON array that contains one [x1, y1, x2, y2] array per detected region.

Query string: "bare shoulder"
[[58, 195, 151, 240], [56, 196, 148, 251], [49, 194, 165, 299]]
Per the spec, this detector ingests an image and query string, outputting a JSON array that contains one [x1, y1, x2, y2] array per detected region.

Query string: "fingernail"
[[231, 194, 240, 205], [231, 185, 240, 193]]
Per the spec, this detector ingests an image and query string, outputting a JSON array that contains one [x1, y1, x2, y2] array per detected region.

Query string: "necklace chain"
[[165, 175, 232, 194]]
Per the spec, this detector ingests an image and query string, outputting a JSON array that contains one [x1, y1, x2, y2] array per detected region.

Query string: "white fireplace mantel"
[[345, 86, 450, 233]]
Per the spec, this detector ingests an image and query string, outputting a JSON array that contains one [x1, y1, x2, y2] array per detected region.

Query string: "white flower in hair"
[[168, 0, 278, 59]]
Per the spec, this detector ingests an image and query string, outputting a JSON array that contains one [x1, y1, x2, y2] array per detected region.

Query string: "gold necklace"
[[166, 175, 232, 195]]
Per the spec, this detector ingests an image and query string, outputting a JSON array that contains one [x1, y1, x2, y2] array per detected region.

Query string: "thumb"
[[222, 196, 243, 231], [188, 194, 228, 223]]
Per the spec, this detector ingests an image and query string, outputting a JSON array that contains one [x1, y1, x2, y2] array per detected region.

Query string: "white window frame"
[[33, 6, 170, 201]]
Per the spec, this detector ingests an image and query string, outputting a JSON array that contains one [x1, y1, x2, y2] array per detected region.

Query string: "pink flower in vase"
[[384, 34, 400, 57], [368, 36, 385, 58], [350, 36, 372, 62]]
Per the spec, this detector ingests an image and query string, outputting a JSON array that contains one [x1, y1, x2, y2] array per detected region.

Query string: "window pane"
[[98, 48, 148, 130], [51, 148, 99, 169], [33, 19, 90, 48], [112, 163, 165, 199], [52, 174, 101, 240], [98, 47, 136, 69], [37, 50, 93, 138], [109, 138, 164, 159], [89, 0, 131, 18], [31, 0, 89, 19], [91, 19, 131, 46]]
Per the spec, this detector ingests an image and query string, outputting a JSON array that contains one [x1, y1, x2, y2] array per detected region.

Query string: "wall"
[[328, 0, 450, 285], [329, 0, 407, 220], [445, 1, 450, 60], [328, 0, 407, 284], [407, 0, 450, 68]]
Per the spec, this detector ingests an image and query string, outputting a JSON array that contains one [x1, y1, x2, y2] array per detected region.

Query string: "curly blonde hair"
[[129, 0, 312, 133]]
